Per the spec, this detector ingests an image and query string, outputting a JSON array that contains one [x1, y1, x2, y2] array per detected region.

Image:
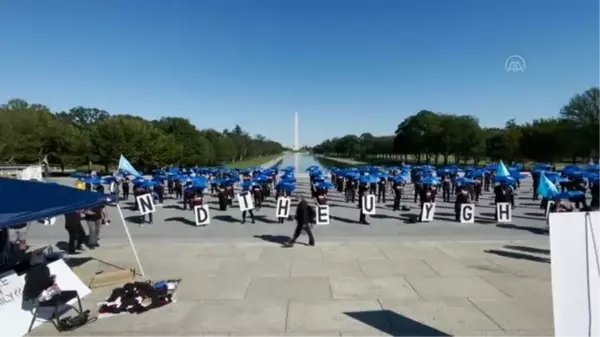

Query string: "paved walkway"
[[28, 240, 553, 336]]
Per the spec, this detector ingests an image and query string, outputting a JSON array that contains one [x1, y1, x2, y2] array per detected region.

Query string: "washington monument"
[[294, 111, 299, 151]]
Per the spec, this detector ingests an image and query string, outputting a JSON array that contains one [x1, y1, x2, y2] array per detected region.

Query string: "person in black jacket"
[[392, 180, 404, 211], [154, 182, 165, 205], [494, 182, 512, 220], [284, 197, 315, 247], [64, 211, 86, 254], [591, 180, 599, 209], [454, 189, 471, 221], [357, 181, 369, 224], [442, 174, 451, 202], [122, 178, 130, 200], [377, 177, 387, 203]]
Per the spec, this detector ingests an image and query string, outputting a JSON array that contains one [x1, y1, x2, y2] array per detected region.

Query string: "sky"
[[0, 0, 598, 147]]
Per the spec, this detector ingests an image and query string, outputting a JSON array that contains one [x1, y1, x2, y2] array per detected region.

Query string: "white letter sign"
[[316, 205, 330, 225], [460, 204, 475, 224], [237, 192, 255, 212], [361, 194, 376, 215], [276, 197, 291, 218], [496, 202, 511, 223], [136, 193, 156, 215], [549, 211, 599, 337], [194, 205, 210, 226], [421, 202, 435, 222]]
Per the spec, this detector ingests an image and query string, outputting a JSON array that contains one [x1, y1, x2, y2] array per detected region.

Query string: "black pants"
[[442, 188, 450, 202], [393, 194, 401, 211], [359, 209, 368, 224], [158, 193, 164, 204], [66, 224, 86, 253], [123, 189, 129, 200], [378, 189, 386, 203], [140, 212, 153, 224], [242, 210, 255, 223], [414, 188, 419, 203], [291, 223, 315, 245]]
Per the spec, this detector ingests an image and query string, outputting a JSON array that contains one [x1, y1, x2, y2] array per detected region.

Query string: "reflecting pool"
[[275, 153, 353, 173]]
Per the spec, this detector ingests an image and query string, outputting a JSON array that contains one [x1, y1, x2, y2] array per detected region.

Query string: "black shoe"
[[308, 242, 315, 246]]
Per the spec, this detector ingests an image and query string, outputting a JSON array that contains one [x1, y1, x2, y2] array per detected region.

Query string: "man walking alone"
[[284, 197, 315, 247]]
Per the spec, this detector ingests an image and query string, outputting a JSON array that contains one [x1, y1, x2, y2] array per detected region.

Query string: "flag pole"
[[116, 204, 146, 277]]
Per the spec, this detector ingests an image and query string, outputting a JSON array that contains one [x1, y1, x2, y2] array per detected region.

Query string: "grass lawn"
[[225, 153, 283, 169], [68, 154, 284, 173]]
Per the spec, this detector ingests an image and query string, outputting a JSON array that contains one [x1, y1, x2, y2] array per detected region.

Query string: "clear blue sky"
[[0, 0, 598, 147]]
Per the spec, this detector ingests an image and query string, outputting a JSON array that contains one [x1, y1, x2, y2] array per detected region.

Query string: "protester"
[[377, 177, 386, 203], [83, 206, 103, 249], [284, 197, 315, 247], [122, 178, 130, 200], [64, 211, 86, 254], [392, 179, 404, 211], [454, 188, 471, 221], [357, 181, 369, 225], [442, 174, 451, 202]]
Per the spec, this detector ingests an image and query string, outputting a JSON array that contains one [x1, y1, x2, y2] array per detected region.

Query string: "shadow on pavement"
[[213, 215, 240, 223], [254, 215, 278, 224], [496, 224, 549, 235], [165, 216, 196, 226], [330, 215, 358, 224], [485, 249, 550, 263], [371, 214, 403, 221], [503, 245, 550, 255], [253, 234, 304, 245], [163, 205, 183, 210], [345, 309, 450, 336]]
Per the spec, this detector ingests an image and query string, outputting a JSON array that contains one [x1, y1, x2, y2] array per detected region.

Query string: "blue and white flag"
[[118, 155, 142, 177], [537, 173, 559, 199], [495, 160, 511, 178]]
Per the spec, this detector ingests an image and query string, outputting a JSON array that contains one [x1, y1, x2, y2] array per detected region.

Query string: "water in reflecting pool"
[[275, 153, 353, 173]]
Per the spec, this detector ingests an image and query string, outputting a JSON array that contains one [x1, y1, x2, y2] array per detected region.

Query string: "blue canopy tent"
[[0, 178, 146, 276]]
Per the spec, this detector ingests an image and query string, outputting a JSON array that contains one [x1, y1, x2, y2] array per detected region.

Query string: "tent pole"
[[115, 204, 146, 277]]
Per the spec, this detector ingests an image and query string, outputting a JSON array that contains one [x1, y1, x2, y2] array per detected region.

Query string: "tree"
[[312, 87, 598, 165], [560, 87, 600, 158]]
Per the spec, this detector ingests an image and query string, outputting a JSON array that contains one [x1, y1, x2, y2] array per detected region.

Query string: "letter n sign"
[[460, 204, 475, 224], [496, 202, 512, 223], [136, 193, 156, 215], [361, 194, 376, 215]]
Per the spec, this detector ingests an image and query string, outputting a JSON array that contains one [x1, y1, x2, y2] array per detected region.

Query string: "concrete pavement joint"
[[466, 297, 506, 332]]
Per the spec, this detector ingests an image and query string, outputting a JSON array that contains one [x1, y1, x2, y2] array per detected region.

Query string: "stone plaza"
[[25, 172, 554, 336]]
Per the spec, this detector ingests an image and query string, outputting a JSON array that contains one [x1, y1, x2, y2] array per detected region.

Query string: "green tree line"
[[312, 87, 599, 165], [0, 99, 284, 171]]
